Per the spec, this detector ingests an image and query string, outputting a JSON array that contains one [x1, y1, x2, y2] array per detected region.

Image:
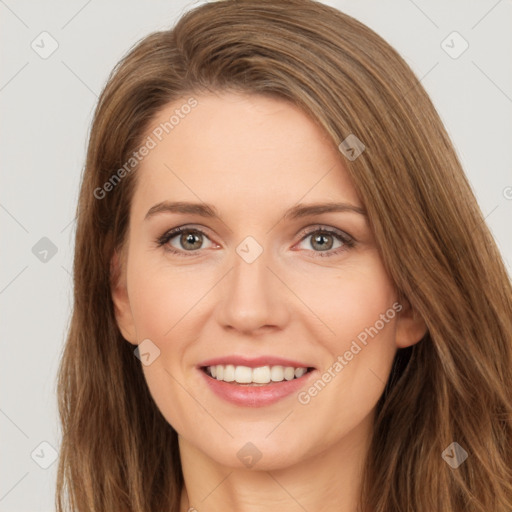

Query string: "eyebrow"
[[144, 201, 367, 221]]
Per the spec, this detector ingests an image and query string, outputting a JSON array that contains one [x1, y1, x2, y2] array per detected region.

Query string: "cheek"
[[293, 252, 397, 344], [128, 259, 202, 433], [127, 253, 203, 342], [293, 254, 398, 414]]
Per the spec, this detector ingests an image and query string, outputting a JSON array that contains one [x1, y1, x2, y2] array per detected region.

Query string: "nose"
[[215, 246, 290, 335]]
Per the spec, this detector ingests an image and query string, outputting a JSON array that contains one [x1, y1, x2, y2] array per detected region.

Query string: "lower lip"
[[199, 368, 316, 407]]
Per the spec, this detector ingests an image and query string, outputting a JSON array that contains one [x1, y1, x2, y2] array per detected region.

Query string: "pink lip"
[[198, 355, 313, 369], [197, 365, 317, 408]]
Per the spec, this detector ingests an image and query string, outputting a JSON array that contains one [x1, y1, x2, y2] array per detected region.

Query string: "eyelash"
[[155, 225, 355, 258]]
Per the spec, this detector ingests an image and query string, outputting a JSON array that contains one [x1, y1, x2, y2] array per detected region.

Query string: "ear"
[[394, 298, 428, 349], [110, 249, 138, 345]]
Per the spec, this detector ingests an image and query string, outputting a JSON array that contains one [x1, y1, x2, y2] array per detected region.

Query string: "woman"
[[55, 1, 512, 511]]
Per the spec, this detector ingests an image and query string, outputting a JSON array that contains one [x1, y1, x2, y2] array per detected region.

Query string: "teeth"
[[222, 364, 235, 382], [206, 364, 310, 384], [284, 367, 295, 381], [270, 365, 284, 382], [252, 366, 270, 384], [234, 365, 252, 383], [295, 367, 306, 378]]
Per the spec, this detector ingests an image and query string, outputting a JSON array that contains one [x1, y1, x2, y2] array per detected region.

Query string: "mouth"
[[201, 364, 315, 386], [197, 356, 318, 406]]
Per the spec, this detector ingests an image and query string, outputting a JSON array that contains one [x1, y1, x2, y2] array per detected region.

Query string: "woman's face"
[[112, 91, 424, 470]]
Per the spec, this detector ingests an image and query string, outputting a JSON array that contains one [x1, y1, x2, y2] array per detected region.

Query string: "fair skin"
[[112, 91, 426, 512]]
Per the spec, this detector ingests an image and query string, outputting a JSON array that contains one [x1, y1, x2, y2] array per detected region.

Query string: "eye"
[[156, 225, 356, 258], [156, 226, 215, 256], [295, 227, 355, 258]]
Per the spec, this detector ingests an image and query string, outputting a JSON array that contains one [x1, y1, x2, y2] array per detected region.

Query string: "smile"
[[198, 360, 317, 407], [203, 364, 313, 385]]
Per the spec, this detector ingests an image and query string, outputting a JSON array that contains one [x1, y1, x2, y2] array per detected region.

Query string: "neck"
[[178, 410, 374, 512]]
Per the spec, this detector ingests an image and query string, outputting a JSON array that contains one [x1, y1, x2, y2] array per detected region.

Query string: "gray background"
[[1, 0, 511, 510]]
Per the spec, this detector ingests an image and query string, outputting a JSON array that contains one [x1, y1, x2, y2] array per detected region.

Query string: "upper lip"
[[198, 355, 314, 369]]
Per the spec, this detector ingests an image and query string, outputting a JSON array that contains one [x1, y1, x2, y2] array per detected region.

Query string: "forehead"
[[132, 91, 361, 216]]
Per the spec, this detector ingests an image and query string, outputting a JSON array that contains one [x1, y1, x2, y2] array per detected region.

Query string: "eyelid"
[[295, 224, 353, 241]]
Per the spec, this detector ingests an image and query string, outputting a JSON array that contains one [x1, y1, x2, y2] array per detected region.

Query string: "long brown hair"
[[56, 1, 512, 510]]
